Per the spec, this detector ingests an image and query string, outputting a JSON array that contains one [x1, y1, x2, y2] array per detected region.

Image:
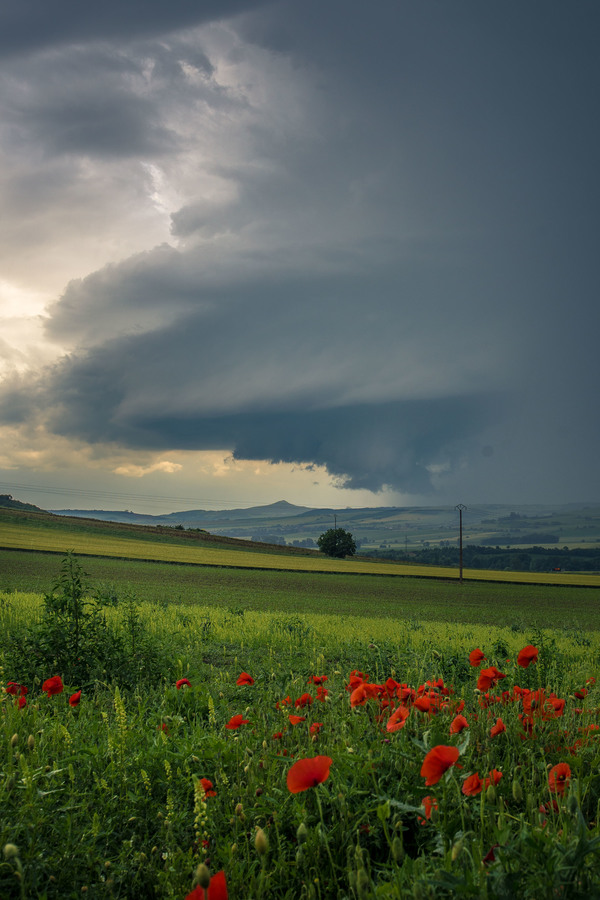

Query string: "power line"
[[0, 480, 269, 509]]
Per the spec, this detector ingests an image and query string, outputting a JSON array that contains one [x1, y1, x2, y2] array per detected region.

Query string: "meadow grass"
[[2, 568, 600, 899], [2, 548, 600, 632], [2, 520, 600, 587]]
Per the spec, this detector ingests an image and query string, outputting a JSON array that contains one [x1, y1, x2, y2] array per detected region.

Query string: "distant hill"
[[0, 493, 48, 514], [48, 499, 600, 552]]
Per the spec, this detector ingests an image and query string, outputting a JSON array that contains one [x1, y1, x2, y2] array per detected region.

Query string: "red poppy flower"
[[275, 695, 291, 709], [310, 722, 324, 735], [517, 645, 538, 668], [286, 756, 332, 793], [16, 696, 27, 709], [477, 667, 506, 691], [548, 762, 571, 795], [42, 676, 63, 697], [449, 714, 469, 734], [295, 693, 313, 709], [69, 690, 81, 707], [418, 795, 439, 823], [225, 714, 249, 730], [6, 682, 28, 697], [236, 672, 254, 686], [484, 769, 502, 789], [176, 678, 192, 690], [316, 686, 329, 702], [387, 705, 410, 733], [200, 778, 217, 798], [288, 714, 306, 725], [469, 649, 486, 667], [185, 869, 228, 900], [490, 717, 506, 737], [420, 745, 460, 786], [308, 675, 328, 685], [462, 772, 483, 796]]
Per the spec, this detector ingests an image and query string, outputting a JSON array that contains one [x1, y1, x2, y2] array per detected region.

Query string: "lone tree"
[[317, 527, 356, 559]]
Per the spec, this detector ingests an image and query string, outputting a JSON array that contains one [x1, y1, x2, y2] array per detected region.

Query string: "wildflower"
[[288, 714, 306, 725], [294, 693, 313, 709], [418, 795, 438, 824], [16, 696, 27, 710], [517, 645, 538, 668], [469, 649, 486, 667], [225, 714, 249, 730], [6, 682, 28, 697], [42, 676, 63, 697], [310, 722, 324, 735], [287, 756, 332, 793], [548, 762, 571, 796], [316, 685, 329, 702], [275, 696, 291, 709], [386, 705, 410, 733], [449, 714, 469, 734], [477, 667, 506, 691], [485, 769, 502, 789], [462, 773, 483, 796], [186, 869, 228, 900], [490, 718, 506, 737], [308, 675, 328, 685], [272, 731, 285, 740], [236, 672, 254, 686], [199, 778, 217, 798], [420, 745, 460, 786], [176, 678, 192, 690], [69, 690, 82, 707]]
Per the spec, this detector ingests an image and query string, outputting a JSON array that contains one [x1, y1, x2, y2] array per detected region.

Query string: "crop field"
[[2, 517, 600, 587], [2, 553, 600, 899], [1, 548, 600, 633]]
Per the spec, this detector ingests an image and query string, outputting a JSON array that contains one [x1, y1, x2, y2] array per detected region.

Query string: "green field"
[[2, 510, 600, 587], [2, 548, 600, 632]]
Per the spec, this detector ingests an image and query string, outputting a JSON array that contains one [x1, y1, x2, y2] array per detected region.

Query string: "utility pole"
[[456, 504, 467, 583]]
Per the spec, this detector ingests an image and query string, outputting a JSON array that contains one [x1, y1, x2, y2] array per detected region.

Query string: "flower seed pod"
[[296, 822, 308, 845], [512, 779, 523, 803], [10, 734, 18, 748], [3, 844, 19, 860], [356, 867, 371, 899], [255, 827, 269, 856], [391, 836, 404, 863], [27, 735, 35, 751], [195, 863, 211, 889]]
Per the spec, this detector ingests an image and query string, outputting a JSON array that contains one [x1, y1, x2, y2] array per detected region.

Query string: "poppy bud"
[[195, 864, 211, 889], [3, 844, 19, 860], [255, 827, 269, 856], [486, 784, 497, 804], [451, 838, 463, 861], [10, 734, 18, 748], [567, 794, 579, 816], [231, 843, 237, 854], [356, 867, 371, 899], [296, 822, 308, 844], [512, 779, 523, 803], [391, 836, 404, 863], [27, 735, 35, 751]]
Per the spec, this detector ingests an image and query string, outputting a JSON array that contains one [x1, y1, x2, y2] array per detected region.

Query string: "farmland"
[[2, 508, 600, 897]]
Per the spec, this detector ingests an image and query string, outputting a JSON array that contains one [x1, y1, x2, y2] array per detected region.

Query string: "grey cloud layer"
[[1, 1, 599, 501]]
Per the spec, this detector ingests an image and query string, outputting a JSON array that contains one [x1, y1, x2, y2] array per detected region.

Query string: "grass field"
[[2, 516, 600, 587], [2, 548, 600, 632], [2, 570, 600, 899]]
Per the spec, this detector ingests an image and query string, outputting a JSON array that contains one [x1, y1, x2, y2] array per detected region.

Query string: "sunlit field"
[[2, 555, 600, 898]]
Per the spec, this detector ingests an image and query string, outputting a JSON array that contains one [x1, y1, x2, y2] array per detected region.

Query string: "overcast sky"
[[0, 0, 598, 513]]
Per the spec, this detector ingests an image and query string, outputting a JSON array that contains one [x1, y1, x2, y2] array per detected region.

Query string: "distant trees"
[[317, 528, 356, 559]]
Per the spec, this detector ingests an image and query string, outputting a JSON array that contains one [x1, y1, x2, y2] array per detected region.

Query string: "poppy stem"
[[315, 788, 337, 878]]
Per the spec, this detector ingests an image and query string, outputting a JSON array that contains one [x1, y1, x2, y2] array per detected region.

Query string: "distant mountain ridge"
[[49, 499, 314, 527]]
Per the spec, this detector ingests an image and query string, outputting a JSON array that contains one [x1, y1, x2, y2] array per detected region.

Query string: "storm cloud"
[[1, 0, 599, 505]]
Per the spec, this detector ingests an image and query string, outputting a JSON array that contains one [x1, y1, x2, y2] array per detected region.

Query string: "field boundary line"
[[2, 544, 599, 589]]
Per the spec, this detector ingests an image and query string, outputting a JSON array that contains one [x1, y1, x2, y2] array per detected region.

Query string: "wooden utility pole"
[[456, 504, 467, 583]]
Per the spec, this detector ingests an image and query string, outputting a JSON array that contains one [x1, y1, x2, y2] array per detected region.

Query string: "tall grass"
[[2, 581, 600, 898]]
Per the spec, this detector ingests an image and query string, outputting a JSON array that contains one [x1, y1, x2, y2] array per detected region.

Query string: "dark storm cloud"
[[0, 0, 264, 58], [1, 1, 599, 501]]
